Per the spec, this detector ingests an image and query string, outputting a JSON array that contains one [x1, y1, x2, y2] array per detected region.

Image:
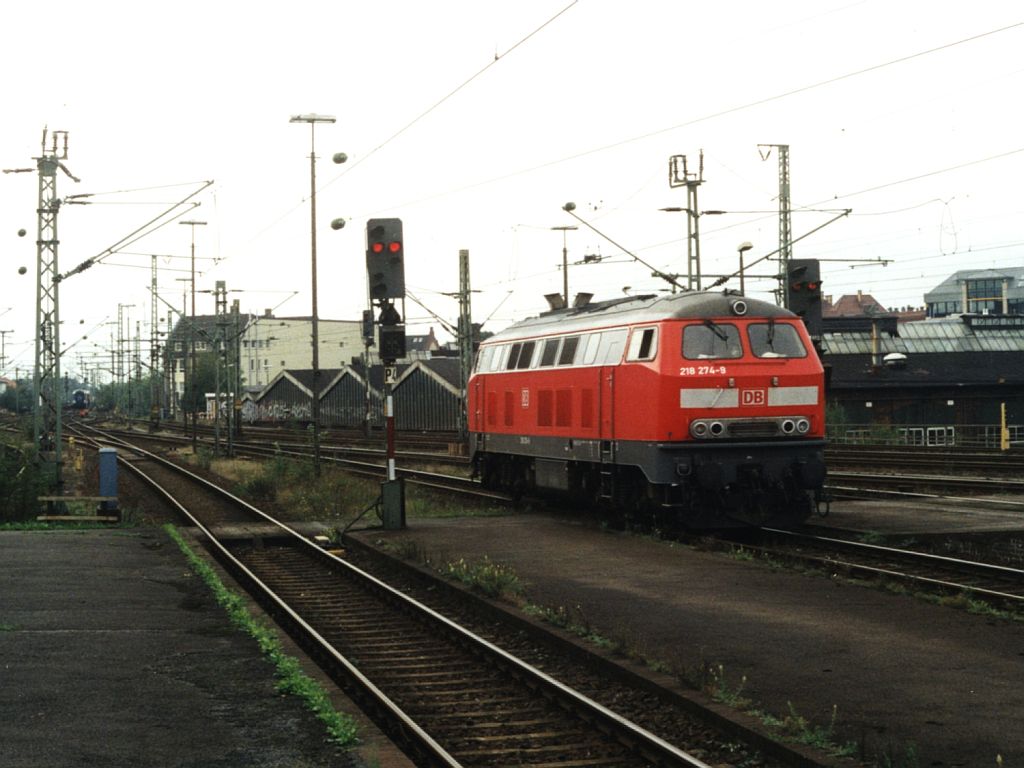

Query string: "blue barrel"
[[98, 448, 118, 512]]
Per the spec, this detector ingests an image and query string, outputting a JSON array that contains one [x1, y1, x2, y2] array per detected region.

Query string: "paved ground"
[[351, 500, 1024, 768], [0, 529, 409, 768]]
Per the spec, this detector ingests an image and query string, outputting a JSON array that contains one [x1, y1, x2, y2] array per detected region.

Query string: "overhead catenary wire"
[[223, 1, 580, 263], [350, 21, 1024, 218]]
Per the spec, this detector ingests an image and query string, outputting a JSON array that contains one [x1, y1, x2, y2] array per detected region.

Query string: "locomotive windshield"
[[682, 322, 743, 359], [747, 322, 807, 358]]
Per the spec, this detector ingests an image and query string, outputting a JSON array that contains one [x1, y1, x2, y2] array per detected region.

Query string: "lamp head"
[[330, 218, 346, 230], [333, 152, 348, 165], [562, 201, 576, 212]]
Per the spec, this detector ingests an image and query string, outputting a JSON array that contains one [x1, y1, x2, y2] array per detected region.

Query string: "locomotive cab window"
[[626, 327, 658, 361], [747, 322, 807, 358], [682, 322, 743, 360]]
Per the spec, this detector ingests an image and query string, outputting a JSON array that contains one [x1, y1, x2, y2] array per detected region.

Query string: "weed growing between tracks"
[[389, 544, 866, 762], [443, 556, 523, 599], [0, 520, 138, 532], [203, 449, 508, 527], [163, 523, 359, 747]]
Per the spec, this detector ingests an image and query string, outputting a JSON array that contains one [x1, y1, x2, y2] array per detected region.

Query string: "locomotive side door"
[[471, 377, 484, 433], [599, 366, 615, 441]]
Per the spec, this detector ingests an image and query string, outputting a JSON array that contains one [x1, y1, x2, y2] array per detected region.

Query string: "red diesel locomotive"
[[468, 290, 827, 527]]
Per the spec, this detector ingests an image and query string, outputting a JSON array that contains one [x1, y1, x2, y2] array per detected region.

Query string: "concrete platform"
[[0, 529, 401, 768]]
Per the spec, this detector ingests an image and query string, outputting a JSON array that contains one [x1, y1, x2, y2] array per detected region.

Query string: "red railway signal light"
[[786, 259, 823, 336], [366, 218, 405, 300]]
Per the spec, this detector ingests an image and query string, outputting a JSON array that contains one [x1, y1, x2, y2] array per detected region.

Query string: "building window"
[[966, 278, 1000, 300]]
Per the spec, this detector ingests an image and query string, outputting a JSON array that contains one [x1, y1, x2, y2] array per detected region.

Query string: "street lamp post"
[[737, 242, 754, 295], [180, 219, 207, 453], [290, 113, 336, 477], [550, 225, 577, 307]]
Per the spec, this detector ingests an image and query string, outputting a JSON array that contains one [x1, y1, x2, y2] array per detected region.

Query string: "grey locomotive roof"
[[485, 291, 796, 343]]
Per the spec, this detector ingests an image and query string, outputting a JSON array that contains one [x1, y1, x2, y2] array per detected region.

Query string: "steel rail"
[[760, 527, 1024, 604]]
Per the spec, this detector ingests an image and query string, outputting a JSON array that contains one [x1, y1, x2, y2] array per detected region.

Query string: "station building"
[[822, 267, 1024, 447], [923, 267, 1024, 318]]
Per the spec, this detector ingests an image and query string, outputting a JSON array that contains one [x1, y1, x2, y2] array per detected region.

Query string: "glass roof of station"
[[823, 316, 1024, 355]]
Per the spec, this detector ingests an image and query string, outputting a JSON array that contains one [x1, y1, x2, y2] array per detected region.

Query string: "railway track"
[[70, 424, 810, 768], [129, 417, 462, 454], [826, 469, 1024, 500], [729, 527, 1024, 608], [826, 446, 1024, 477], [82, 422, 494, 503]]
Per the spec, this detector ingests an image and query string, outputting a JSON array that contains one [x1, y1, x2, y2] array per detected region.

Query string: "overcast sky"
[[2, 1, 1021, 381]]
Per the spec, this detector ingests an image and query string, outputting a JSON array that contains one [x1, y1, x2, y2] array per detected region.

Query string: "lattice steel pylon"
[[32, 129, 80, 492], [758, 143, 792, 306]]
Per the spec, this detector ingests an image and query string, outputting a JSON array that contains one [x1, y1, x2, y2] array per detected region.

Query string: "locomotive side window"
[[682, 322, 743, 359], [581, 333, 601, 365], [516, 340, 536, 369], [474, 346, 494, 374], [596, 328, 628, 365], [626, 326, 658, 361], [539, 338, 560, 367], [506, 344, 520, 370], [747, 322, 807, 358], [557, 336, 580, 365], [492, 344, 511, 371]]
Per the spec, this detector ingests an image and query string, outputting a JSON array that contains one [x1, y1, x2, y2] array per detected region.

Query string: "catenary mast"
[[33, 129, 79, 492]]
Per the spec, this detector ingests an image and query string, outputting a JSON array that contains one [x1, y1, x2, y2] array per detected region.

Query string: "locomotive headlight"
[[796, 418, 811, 434], [781, 419, 796, 435], [691, 421, 708, 438], [709, 421, 725, 437]]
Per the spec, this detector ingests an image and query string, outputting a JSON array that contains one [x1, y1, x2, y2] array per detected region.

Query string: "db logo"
[[741, 389, 767, 406]]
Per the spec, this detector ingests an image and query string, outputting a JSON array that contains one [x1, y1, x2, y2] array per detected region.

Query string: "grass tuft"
[[443, 555, 522, 599], [162, 523, 358, 746]]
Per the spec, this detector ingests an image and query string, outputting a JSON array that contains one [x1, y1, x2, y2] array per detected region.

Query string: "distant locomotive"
[[468, 290, 827, 528], [71, 388, 91, 415]]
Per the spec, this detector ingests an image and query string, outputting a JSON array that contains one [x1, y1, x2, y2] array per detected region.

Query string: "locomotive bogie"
[[468, 291, 827, 528]]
